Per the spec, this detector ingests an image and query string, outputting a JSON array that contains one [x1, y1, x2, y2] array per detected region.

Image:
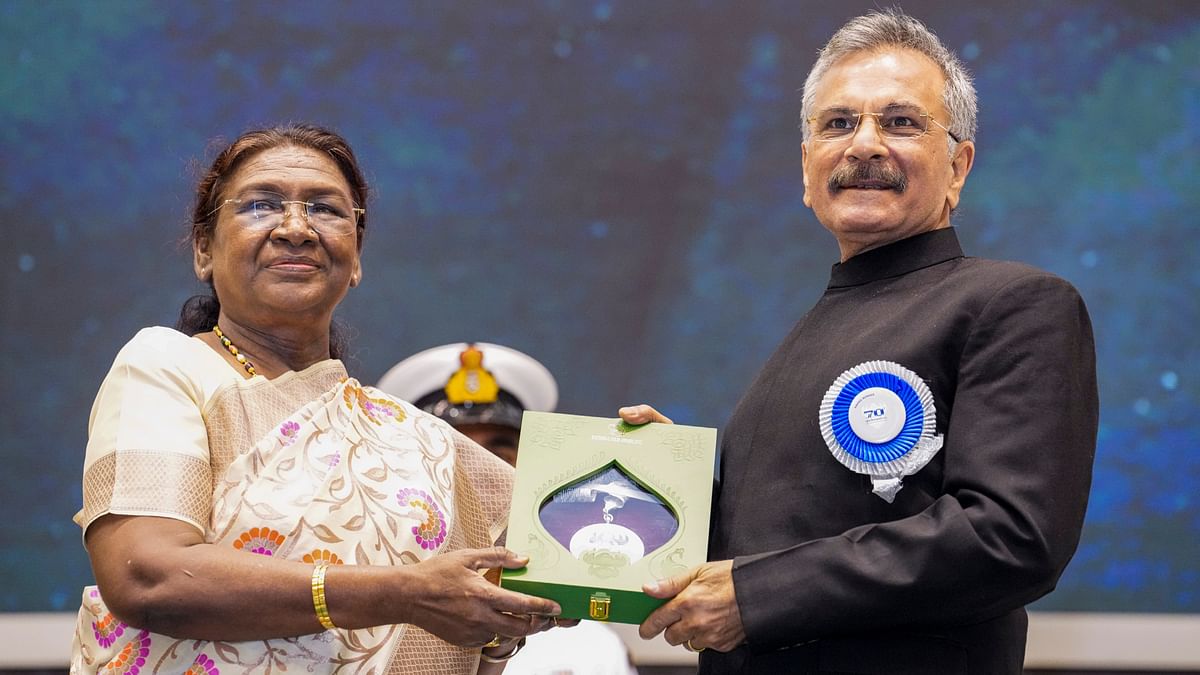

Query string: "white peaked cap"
[[376, 342, 558, 413]]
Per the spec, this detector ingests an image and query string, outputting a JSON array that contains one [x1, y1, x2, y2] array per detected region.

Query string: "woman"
[[72, 123, 561, 674]]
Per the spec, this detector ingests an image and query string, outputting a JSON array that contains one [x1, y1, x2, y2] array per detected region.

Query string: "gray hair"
[[801, 9, 977, 147]]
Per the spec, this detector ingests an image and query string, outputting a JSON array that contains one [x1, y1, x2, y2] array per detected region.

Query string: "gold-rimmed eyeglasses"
[[807, 105, 961, 143], [210, 191, 364, 237]]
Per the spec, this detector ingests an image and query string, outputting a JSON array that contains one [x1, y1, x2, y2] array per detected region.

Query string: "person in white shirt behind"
[[379, 342, 639, 675]]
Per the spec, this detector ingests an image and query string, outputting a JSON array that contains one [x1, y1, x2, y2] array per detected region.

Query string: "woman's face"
[[193, 145, 363, 332]]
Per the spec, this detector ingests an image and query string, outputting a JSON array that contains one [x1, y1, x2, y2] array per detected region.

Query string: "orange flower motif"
[[233, 527, 286, 556], [102, 629, 151, 673], [343, 383, 407, 425], [302, 549, 344, 565]]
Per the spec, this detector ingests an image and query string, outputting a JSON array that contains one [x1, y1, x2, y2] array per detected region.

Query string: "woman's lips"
[[267, 258, 320, 271]]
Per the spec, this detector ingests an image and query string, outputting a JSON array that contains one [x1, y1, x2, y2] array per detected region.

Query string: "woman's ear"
[[193, 234, 212, 282], [350, 228, 364, 287]]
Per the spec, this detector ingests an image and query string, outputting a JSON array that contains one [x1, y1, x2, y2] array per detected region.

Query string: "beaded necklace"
[[212, 325, 257, 377]]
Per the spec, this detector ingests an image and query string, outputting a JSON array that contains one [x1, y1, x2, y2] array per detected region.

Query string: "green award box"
[[500, 411, 717, 624]]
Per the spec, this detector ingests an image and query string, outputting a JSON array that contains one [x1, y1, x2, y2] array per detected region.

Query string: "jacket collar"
[[828, 227, 964, 289]]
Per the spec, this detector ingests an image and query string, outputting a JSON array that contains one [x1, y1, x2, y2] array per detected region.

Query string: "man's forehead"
[[811, 47, 946, 111]]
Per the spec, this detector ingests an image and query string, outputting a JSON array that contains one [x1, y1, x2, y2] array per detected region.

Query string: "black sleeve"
[[732, 273, 1098, 648]]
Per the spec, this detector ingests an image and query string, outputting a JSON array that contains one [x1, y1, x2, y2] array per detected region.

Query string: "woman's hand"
[[618, 404, 673, 425], [397, 547, 562, 647], [86, 515, 561, 644]]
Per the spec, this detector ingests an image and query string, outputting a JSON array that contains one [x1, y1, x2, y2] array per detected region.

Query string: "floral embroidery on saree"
[[396, 488, 448, 550], [73, 371, 510, 675], [232, 526, 286, 555]]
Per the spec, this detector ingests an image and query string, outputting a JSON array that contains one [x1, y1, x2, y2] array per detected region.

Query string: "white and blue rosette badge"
[[819, 360, 943, 503]]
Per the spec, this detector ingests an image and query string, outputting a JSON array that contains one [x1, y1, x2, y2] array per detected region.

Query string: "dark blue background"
[[1, 1, 1196, 614]]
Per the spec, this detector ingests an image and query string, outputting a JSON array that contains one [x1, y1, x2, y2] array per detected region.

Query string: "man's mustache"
[[828, 162, 908, 193]]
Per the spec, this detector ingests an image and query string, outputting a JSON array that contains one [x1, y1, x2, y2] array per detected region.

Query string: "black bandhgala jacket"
[[703, 228, 1098, 674]]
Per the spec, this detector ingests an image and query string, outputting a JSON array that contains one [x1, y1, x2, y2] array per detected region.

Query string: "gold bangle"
[[479, 636, 526, 663], [311, 561, 337, 630]]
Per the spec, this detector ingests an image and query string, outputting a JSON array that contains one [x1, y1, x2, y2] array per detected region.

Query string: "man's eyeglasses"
[[807, 105, 961, 143], [211, 191, 364, 236]]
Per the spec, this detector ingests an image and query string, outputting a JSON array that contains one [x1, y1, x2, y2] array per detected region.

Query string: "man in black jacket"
[[630, 9, 1098, 674]]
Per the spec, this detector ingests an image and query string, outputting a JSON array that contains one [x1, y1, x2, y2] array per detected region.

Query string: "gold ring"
[[551, 616, 559, 627], [685, 639, 705, 653], [484, 634, 502, 648]]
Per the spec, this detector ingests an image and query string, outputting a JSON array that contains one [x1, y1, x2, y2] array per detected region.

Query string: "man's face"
[[459, 423, 521, 466], [802, 47, 974, 261]]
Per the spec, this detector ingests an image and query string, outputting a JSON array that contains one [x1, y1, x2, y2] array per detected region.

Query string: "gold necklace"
[[212, 325, 257, 377]]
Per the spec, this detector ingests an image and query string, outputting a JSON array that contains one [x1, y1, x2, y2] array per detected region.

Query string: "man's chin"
[[823, 200, 901, 229]]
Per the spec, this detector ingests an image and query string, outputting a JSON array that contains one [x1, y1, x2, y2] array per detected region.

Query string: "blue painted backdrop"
[[1, 0, 1196, 613]]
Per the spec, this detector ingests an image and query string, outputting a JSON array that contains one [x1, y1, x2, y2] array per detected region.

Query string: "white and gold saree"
[[72, 327, 511, 674]]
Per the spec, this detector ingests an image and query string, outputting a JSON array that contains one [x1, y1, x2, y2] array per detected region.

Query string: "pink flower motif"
[[279, 420, 300, 446], [397, 487, 447, 550], [101, 629, 151, 674], [365, 400, 402, 421], [184, 653, 219, 675], [328, 451, 341, 468], [92, 612, 126, 648]]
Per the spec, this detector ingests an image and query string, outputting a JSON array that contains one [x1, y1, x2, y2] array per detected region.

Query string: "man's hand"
[[618, 404, 673, 425], [639, 560, 745, 652]]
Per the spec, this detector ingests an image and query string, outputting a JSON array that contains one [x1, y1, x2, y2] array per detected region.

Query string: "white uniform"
[[378, 343, 640, 674]]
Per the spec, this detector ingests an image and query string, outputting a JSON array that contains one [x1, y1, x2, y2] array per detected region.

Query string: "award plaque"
[[500, 411, 717, 624]]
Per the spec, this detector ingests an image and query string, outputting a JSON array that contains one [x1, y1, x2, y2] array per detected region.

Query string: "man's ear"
[[945, 140, 975, 212], [193, 233, 212, 282], [801, 142, 813, 208]]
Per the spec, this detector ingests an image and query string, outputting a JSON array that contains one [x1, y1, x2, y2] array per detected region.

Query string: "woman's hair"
[[176, 123, 369, 359], [800, 9, 977, 150]]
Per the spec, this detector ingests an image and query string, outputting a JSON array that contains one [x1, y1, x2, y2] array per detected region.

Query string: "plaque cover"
[[501, 411, 717, 624]]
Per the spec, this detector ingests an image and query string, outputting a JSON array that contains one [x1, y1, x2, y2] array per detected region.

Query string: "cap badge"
[[444, 344, 500, 404]]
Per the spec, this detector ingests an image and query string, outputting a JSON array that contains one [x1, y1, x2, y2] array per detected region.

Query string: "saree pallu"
[[72, 330, 511, 675]]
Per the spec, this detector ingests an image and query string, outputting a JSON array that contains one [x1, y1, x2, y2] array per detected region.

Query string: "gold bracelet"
[[479, 637, 526, 663], [311, 561, 337, 630]]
